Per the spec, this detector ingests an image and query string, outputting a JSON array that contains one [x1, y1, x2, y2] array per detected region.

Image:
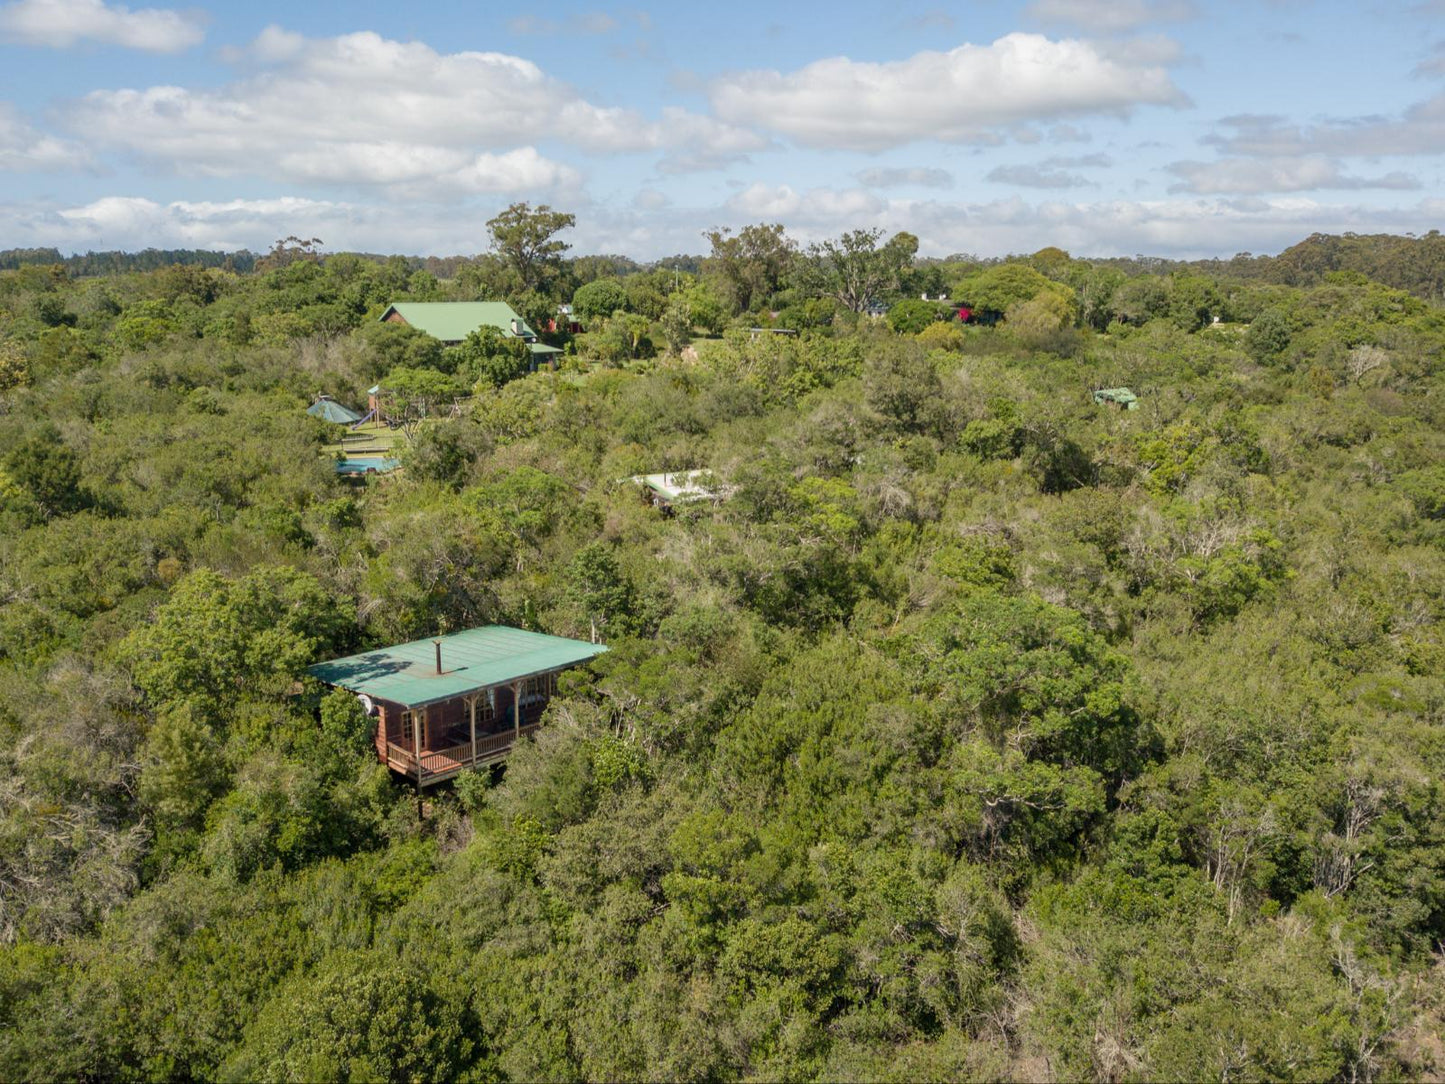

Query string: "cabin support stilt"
[[413, 707, 423, 820]]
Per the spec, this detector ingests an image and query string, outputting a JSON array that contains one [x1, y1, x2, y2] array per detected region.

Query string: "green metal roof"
[[381, 302, 537, 343], [308, 625, 607, 708], [307, 396, 364, 424]]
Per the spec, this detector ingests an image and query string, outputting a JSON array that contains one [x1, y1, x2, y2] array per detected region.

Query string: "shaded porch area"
[[380, 680, 553, 784]]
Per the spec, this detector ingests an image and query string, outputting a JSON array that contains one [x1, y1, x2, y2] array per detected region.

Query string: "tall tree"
[[801, 228, 917, 313], [566, 542, 637, 643], [5, 426, 86, 519], [486, 202, 576, 293], [255, 236, 323, 272], [703, 222, 795, 314]]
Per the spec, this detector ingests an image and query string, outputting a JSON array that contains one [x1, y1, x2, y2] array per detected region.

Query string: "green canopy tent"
[[307, 395, 365, 425]]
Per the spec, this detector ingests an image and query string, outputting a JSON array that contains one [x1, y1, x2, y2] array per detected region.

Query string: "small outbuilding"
[[630, 470, 732, 513], [1093, 387, 1139, 411], [307, 394, 364, 425], [309, 625, 608, 788]]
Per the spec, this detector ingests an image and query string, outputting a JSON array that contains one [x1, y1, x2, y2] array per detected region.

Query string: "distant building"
[[630, 470, 733, 513], [549, 303, 583, 335], [306, 394, 364, 425], [380, 301, 562, 366], [1093, 387, 1139, 410]]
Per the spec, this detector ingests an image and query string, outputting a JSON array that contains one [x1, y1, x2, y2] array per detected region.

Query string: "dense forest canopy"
[[1, 214, 1444, 1081]]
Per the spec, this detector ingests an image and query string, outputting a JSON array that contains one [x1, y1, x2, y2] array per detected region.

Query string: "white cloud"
[[1091, 32, 1186, 66], [898, 195, 1445, 260], [856, 166, 954, 188], [256, 143, 581, 198], [1207, 96, 1445, 158], [709, 33, 1187, 151], [1025, 0, 1197, 32], [62, 28, 765, 189], [987, 163, 1093, 188], [726, 183, 885, 221], [632, 188, 669, 211], [11, 195, 485, 253], [0, 0, 203, 52], [706, 189, 1445, 261], [1416, 41, 1445, 77], [1047, 124, 1093, 143], [653, 108, 771, 173], [1167, 156, 1421, 194], [508, 11, 618, 35], [1042, 153, 1113, 168], [904, 9, 954, 31], [0, 102, 91, 170]]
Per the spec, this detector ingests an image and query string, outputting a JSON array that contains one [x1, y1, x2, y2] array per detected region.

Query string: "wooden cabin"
[[308, 626, 608, 787]]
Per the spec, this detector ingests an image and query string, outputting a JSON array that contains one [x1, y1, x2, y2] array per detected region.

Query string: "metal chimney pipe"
[[434, 639, 442, 674]]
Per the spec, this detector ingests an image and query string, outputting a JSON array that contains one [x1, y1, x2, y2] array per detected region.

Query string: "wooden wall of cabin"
[[376, 698, 464, 752], [374, 699, 406, 758]]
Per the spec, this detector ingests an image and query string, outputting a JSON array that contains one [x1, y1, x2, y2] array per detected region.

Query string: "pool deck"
[[321, 421, 399, 457]]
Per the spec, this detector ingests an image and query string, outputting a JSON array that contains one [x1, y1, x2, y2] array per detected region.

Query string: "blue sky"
[[0, 0, 1442, 259]]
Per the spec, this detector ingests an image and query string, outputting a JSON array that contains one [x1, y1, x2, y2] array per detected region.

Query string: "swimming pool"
[[335, 456, 401, 475]]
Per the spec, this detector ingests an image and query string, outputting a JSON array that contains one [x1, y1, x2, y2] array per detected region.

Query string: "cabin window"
[[521, 673, 555, 705], [400, 710, 417, 747]]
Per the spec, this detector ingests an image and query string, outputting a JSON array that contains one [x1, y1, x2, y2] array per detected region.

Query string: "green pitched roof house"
[[380, 301, 562, 362]]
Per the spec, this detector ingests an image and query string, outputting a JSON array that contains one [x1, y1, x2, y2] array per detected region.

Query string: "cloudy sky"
[[0, 0, 1442, 259]]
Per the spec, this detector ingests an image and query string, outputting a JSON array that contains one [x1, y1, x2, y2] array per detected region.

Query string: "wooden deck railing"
[[384, 722, 542, 784]]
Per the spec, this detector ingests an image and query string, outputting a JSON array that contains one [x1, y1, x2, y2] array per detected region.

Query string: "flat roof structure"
[[631, 470, 731, 506], [308, 625, 607, 709]]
